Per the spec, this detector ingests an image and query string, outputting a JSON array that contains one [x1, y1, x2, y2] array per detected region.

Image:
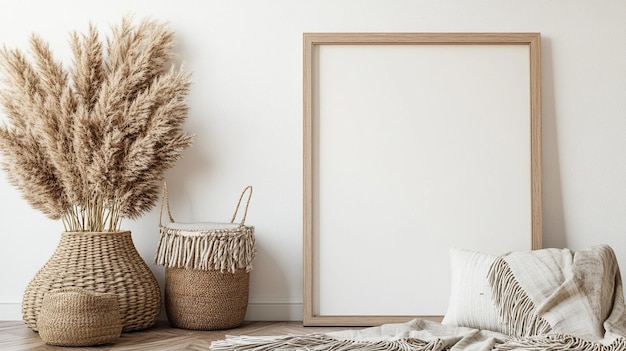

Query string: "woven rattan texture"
[[165, 268, 249, 330], [22, 231, 161, 332], [37, 288, 122, 346]]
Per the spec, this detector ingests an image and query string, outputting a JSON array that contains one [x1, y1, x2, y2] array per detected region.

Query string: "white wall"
[[0, 0, 625, 321]]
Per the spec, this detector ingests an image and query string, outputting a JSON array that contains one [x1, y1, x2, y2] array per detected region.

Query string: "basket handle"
[[230, 186, 253, 226], [159, 181, 176, 227]]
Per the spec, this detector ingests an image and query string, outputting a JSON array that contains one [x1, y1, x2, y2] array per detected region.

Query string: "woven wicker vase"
[[22, 231, 161, 332], [165, 267, 249, 330]]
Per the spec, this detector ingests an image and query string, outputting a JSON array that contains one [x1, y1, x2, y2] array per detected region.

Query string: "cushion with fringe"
[[442, 248, 506, 334]]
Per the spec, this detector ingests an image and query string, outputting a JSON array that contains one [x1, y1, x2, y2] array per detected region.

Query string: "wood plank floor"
[[0, 321, 361, 351]]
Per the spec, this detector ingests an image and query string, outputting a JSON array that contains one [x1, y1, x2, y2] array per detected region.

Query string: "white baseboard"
[[0, 302, 21, 321], [0, 300, 303, 322], [245, 298, 303, 321]]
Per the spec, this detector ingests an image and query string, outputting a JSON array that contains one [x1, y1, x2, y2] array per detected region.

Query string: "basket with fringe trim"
[[155, 183, 255, 330]]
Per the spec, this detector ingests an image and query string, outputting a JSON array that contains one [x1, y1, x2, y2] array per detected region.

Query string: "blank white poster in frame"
[[303, 33, 542, 327]]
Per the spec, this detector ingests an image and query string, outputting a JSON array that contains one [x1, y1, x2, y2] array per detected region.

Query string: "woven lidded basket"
[[37, 288, 122, 346], [155, 183, 256, 330]]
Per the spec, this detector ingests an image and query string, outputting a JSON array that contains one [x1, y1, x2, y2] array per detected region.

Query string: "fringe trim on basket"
[[487, 257, 552, 337], [210, 334, 445, 351], [494, 334, 626, 351], [155, 226, 256, 273]]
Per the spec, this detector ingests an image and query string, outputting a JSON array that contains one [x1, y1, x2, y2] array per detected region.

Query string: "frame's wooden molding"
[[303, 33, 542, 327]]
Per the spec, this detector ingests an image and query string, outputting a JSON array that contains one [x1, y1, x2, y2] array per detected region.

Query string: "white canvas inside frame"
[[304, 33, 542, 326]]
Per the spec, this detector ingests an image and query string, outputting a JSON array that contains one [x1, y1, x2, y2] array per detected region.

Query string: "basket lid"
[[164, 222, 242, 231]]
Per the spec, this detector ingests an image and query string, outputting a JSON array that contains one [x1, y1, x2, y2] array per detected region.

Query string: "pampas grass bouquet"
[[0, 16, 193, 232]]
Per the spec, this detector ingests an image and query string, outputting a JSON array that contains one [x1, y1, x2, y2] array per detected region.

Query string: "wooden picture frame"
[[303, 33, 542, 326]]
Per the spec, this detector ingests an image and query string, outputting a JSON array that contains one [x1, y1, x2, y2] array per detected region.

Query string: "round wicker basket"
[[22, 231, 161, 332], [37, 288, 122, 346], [156, 184, 255, 330]]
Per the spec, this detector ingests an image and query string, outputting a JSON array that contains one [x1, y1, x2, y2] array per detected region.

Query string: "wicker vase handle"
[[230, 186, 253, 226], [159, 181, 176, 227]]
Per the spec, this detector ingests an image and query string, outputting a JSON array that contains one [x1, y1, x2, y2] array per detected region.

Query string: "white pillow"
[[441, 248, 506, 334]]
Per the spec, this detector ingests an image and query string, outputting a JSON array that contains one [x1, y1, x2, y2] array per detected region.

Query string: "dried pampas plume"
[[0, 16, 193, 232]]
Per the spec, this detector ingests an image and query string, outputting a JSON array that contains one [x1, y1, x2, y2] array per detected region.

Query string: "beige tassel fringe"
[[211, 333, 626, 351], [155, 226, 256, 273], [494, 334, 626, 351], [487, 257, 551, 337], [210, 334, 445, 351]]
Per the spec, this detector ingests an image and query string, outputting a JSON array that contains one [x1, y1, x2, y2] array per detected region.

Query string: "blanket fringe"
[[210, 333, 445, 351], [494, 334, 626, 351], [487, 257, 551, 337]]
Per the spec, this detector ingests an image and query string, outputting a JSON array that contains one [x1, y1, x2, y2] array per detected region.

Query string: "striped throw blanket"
[[211, 245, 626, 351]]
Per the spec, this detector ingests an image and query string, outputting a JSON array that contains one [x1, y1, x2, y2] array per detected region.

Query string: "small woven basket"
[[155, 183, 256, 330], [37, 288, 122, 346]]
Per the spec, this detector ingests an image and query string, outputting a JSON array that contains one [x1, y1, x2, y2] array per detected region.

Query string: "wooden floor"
[[0, 321, 359, 351]]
